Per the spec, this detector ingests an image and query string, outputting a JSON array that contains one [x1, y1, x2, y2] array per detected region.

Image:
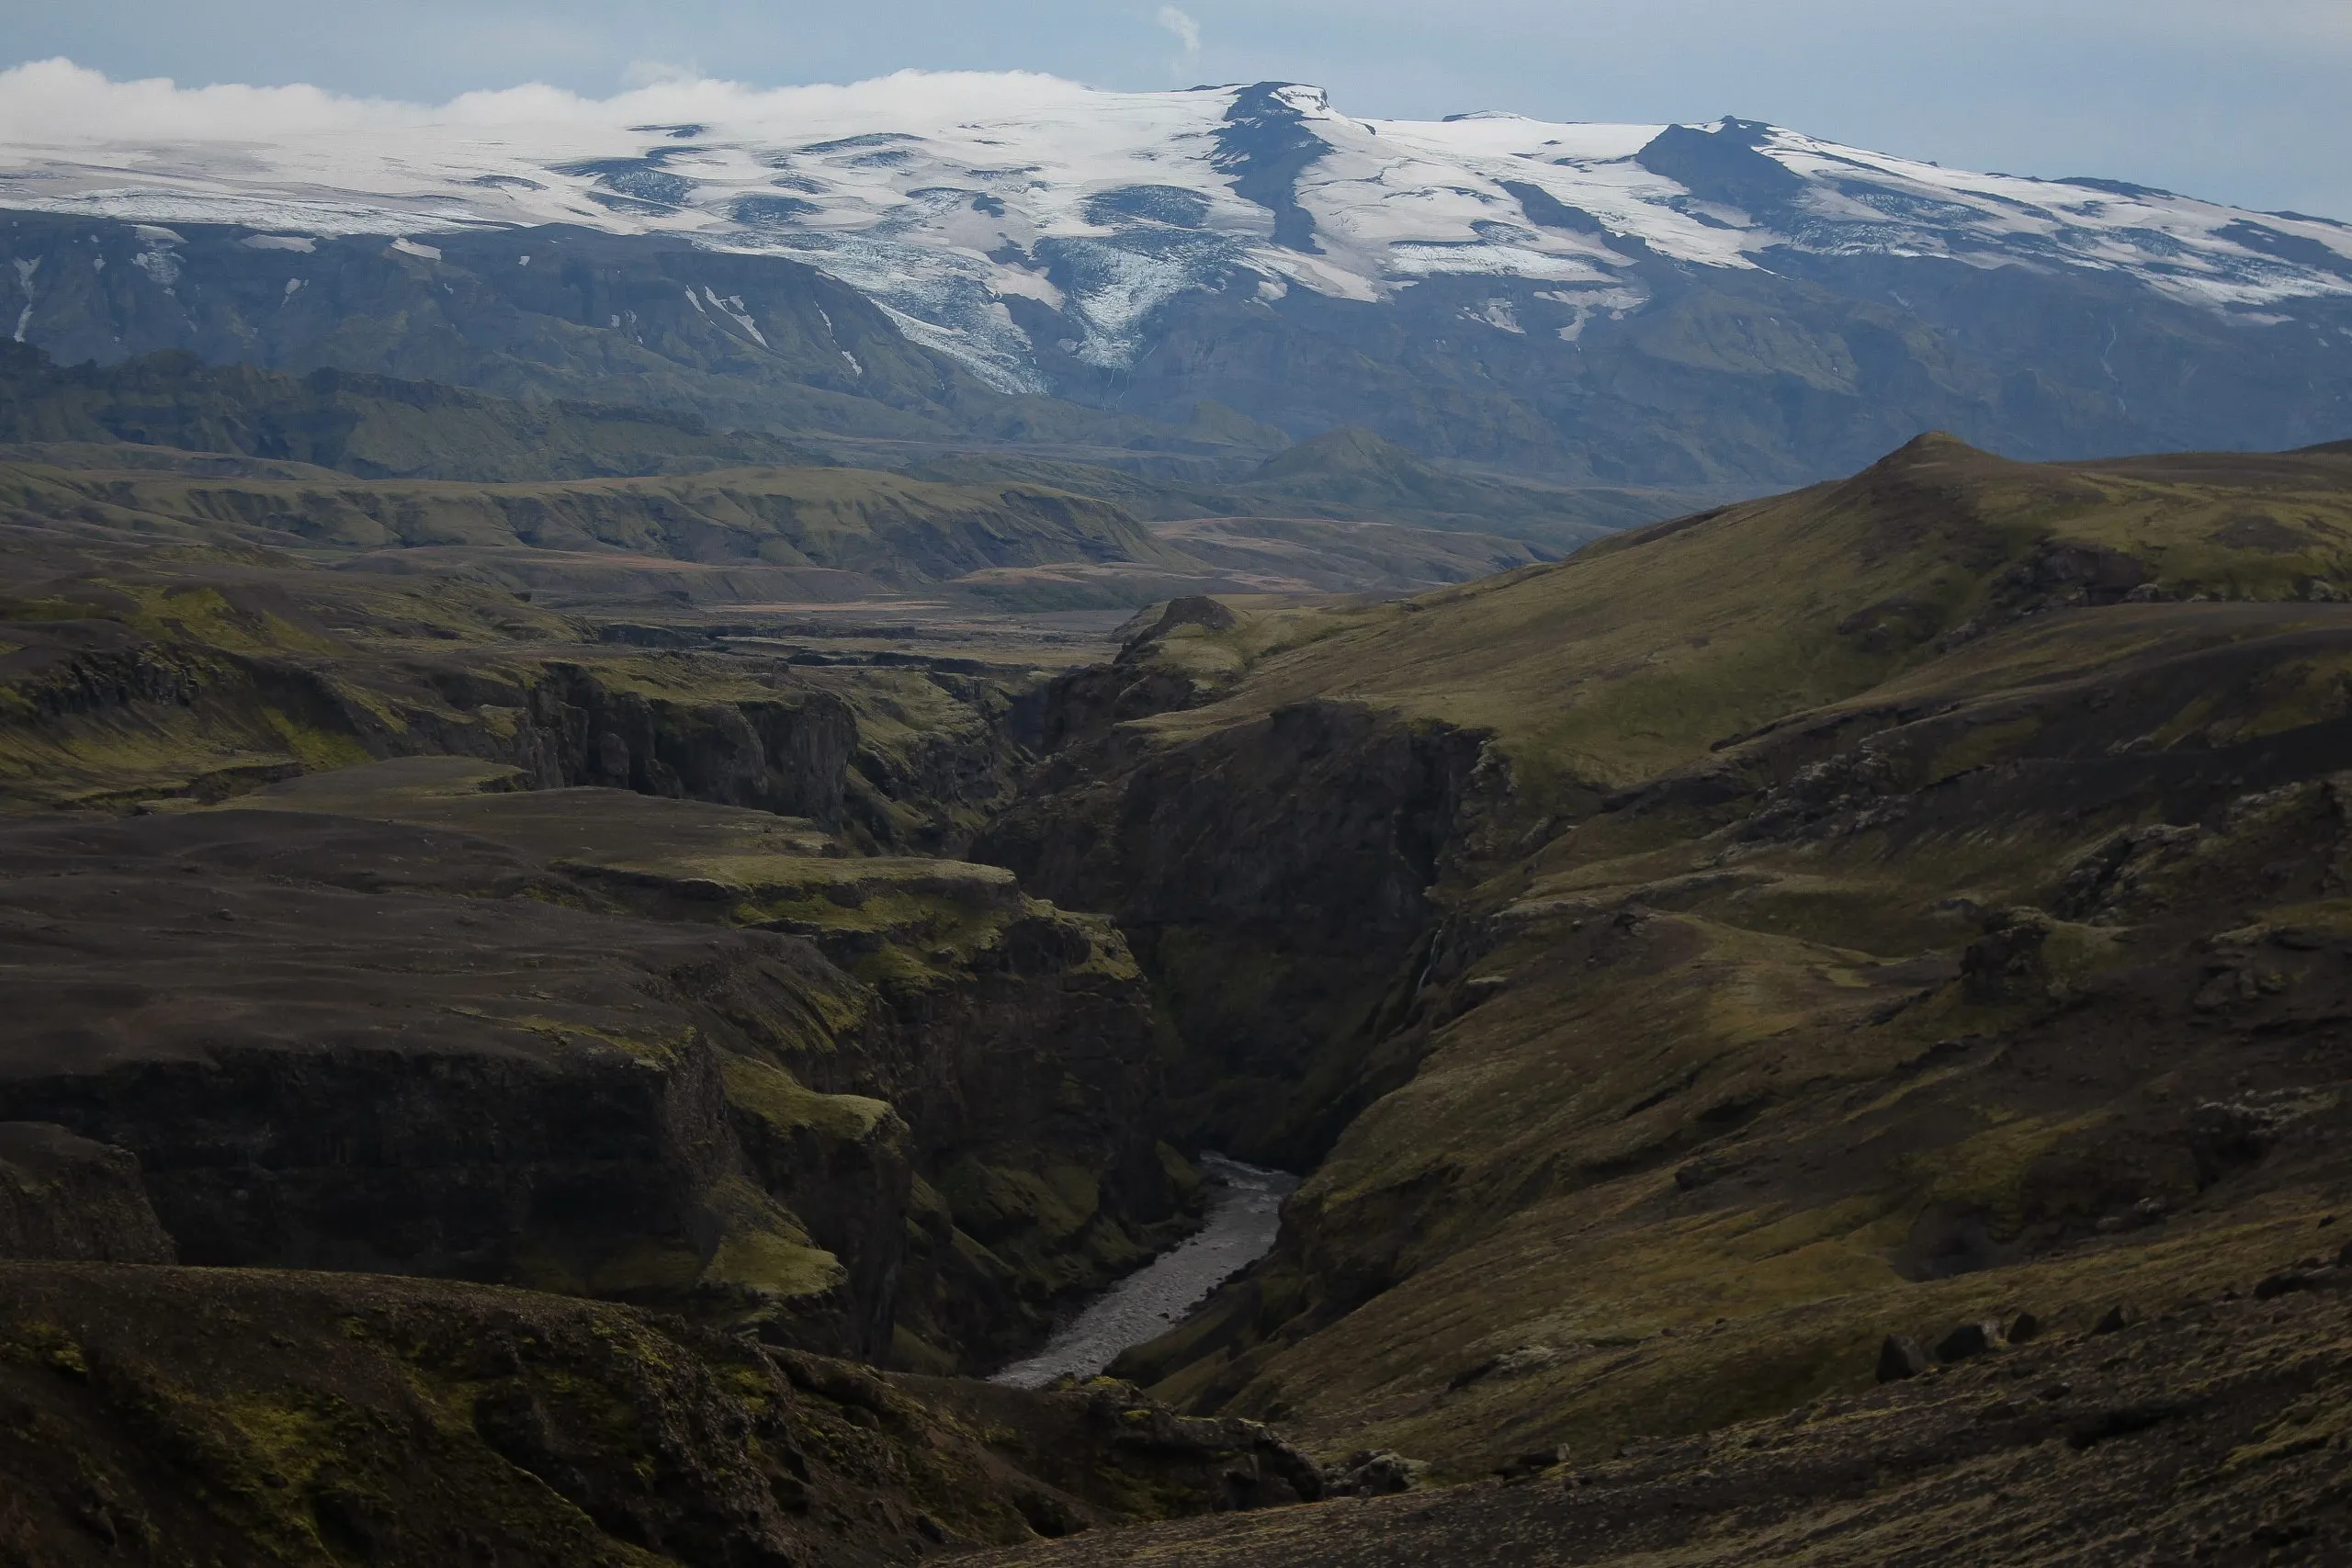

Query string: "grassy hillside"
[[1137, 434, 2352, 798], [0, 458, 1187, 598], [910, 428, 1713, 549], [0, 340, 1642, 605], [1235, 427, 1698, 546], [984, 434, 2352, 1482], [0, 445, 1586, 616]]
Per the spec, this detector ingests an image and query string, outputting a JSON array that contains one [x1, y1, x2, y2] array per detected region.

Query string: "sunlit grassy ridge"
[[1139, 435, 2352, 803]]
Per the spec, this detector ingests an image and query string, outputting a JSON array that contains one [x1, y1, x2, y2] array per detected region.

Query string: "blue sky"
[[6, 0, 2347, 219]]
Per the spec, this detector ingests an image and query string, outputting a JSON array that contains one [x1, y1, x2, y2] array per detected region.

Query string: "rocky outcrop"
[[637, 836, 1192, 1366], [1322, 1450, 1429, 1496], [0, 1123, 175, 1264], [0, 808, 845, 1325], [513, 662, 858, 820], [892, 1374, 1325, 1517]]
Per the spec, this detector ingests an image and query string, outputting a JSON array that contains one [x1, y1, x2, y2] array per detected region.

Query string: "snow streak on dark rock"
[[1215, 84, 1330, 254]]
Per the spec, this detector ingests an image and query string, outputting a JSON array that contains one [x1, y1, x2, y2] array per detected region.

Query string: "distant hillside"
[[910, 430, 1710, 548], [0, 458, 1195, 602], [0, 341, 816, 481], [1230, 428, 1690, 546]]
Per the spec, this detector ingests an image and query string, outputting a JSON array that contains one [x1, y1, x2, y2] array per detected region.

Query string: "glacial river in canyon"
[[989, 1153, 1297, 1389]]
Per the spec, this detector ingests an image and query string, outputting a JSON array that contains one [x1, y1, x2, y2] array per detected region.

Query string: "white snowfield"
[[3, 61, 2348, 391]]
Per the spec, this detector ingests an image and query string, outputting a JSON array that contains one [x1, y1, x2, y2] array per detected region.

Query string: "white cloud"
[[621, 58, 704, 90], [0, 57, 395, 142], [0, 57, 1107, 149], [1158, 6, 1203, 70]]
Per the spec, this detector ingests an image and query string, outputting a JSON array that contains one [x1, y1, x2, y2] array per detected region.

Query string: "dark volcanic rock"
[[1323, 1449, 1428, 1497], [516, 662, 859, 820], [0, 1122, 175, 1264], [1933, 1320, 2001, 1363], [981, 695, 1493, 1163], [2252, 1269, 2328, 1301], [0, 810, 810, 1301], [1959, 908, 2054, 1004], [1876, 1334, 1932, 1382]]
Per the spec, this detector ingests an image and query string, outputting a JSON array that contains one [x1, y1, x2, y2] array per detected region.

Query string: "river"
[[989, 1153, 1296, 1390]]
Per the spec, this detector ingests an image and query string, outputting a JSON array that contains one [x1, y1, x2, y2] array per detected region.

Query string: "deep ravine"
[[989, 1154, 1296, 1390]]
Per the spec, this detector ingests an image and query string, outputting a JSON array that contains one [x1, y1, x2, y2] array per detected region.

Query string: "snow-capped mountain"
[[5, 65, 2347, 396], [4, 62, 2349, 488]]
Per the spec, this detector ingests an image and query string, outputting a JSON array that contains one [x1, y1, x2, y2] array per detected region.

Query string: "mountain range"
[[4, 67, 2349, 491]]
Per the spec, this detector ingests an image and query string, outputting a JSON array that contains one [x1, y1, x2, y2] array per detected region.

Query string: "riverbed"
[[989, 1153, 1296, 1389]]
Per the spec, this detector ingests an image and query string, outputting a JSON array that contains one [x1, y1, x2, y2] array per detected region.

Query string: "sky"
[[4, 0, 2347, 220]]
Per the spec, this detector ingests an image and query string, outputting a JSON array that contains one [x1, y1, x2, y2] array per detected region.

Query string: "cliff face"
[[0, 770, 1184, 1371], [0, 478, 1201, 1373], [0, 1122, 175, 1265], [982, 694, 1491, 1166]]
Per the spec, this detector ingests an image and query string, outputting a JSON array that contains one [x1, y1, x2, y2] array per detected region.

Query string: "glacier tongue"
[[2, 61, 2348, 391]]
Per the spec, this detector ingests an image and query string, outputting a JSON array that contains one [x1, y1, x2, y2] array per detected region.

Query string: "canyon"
[[5, 426, 2352, 1563]]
